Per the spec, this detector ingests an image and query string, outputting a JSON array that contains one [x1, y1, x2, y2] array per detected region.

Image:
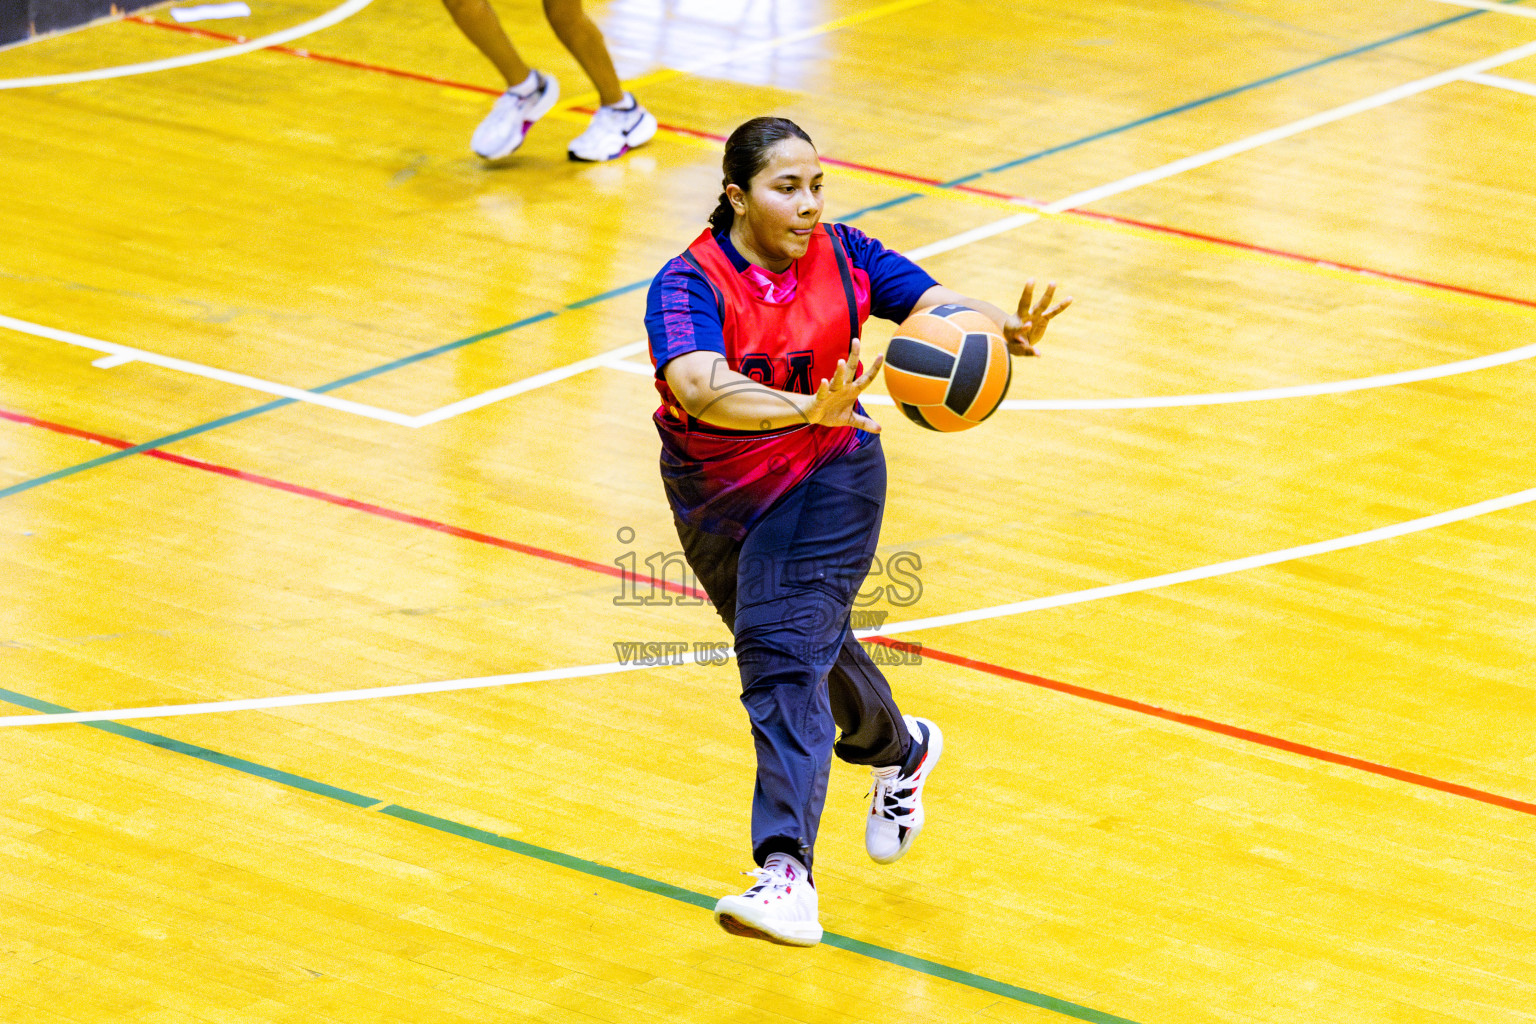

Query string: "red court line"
[[590, 114, 1029, 203], [1065, 209, 1536, 311], [125, 15, 1536, 315], [7, 404, 1534, 819], [125, 15, 500, 93], [0, 407, 700, 597], [874, 639, 1536, 817], [0, 409, 127, 448]]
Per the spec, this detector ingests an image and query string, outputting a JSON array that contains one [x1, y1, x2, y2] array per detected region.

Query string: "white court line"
[[609, 341, 1536, 412], [900, 213, 1042, 262], [995, 341, 1536, 410], [605, 358, 658, 377], [1039, 37, 1536, 217], [1466, 71, 1536, 96], [866, 486, 1536, 638], [6, 481, 1534, 726], [0, 657, 702, 727], [0, 0, 374, 89], [1426, 0, 1536, 18], [0, 314, 418, 426], [411, 341, 647, 426], [616, 342, 1536, 410], [24, 305, 1531, 422], [1, 314, 655, 428]]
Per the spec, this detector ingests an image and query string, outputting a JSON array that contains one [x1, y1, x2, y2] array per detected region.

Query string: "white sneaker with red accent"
[[866, 715, 943, 864], [713, 852, 821, 947]]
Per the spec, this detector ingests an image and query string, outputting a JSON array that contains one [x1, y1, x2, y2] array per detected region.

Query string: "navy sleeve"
[[645, 256, 727, 376], [829, 222, 939, 323]]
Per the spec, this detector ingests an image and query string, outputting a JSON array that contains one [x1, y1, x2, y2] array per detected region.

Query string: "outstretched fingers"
[[1017, 280, 1035, 320], [1041, 295, 1072, 321], [841, 338, 866, 386], [852, 351, 885, 390], [808, 341, 884, 431], [851, 410, 882, 433], [1034, 282, 1057, 318], [1018, 286, 1073, 338]]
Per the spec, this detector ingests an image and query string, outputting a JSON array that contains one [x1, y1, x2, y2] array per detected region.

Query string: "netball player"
[[440, 0, 656, 161], [644, 117, 1069, 946]]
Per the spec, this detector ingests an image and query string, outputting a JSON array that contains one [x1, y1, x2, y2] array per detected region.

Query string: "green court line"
[[0, 685, 1142, 1024], [0, 687, 378, 808]]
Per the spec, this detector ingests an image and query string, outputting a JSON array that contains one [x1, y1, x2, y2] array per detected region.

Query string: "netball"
[[883, 303, 1013, 431]]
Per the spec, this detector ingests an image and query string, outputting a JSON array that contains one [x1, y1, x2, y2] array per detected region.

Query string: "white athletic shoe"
[[713, 852, 822, 947], [865, 716, 943, 864], [567, 93, 658, 162], [471, 70, 560, 160]]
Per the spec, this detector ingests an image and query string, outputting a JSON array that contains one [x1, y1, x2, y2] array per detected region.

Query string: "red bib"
[[652, 225, 868, 539], [683, 224, 859, 393]]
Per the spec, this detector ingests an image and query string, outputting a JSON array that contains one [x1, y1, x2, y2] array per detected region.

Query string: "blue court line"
[[0, 311, 558, 501], [1, 0, 1514, 503], [834, 1, 1518, 221], [0, 685, 1140, 1024], [0, 400, 292, 500]]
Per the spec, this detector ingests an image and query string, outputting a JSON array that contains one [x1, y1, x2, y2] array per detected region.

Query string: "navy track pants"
[[673, 436, 911, 869]]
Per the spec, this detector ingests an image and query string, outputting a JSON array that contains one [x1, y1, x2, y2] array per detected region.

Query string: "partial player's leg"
[[543, 0, 657, 161], [442, 0, 529, 87], [826, 628, 943, 864], [827, 632, 906, 765], [712, 441, 898, 946], [671, 514, 738, 630], [541, 0, 620, 104], [672, 516, 823, 946], [441, 0, 559, 159]]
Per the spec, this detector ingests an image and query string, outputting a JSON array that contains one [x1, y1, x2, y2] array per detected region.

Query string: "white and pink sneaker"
[[567, 93, 657, 162], [713, 852, 821, 947], [471, 69, 560, 160], [866, 715, 943, 864]]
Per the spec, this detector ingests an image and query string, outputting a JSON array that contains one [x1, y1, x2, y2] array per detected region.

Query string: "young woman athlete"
[[644, 117, 1070, 946]]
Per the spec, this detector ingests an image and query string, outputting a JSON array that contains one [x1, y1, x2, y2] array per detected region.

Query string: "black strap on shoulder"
[[824, 225, 860, 349]]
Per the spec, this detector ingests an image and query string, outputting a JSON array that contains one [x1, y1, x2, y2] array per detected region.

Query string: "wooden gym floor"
[[3, 0, 1536, 1021]]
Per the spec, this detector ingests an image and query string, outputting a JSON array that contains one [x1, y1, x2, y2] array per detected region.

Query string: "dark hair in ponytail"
[[708, 116, 815, 234]]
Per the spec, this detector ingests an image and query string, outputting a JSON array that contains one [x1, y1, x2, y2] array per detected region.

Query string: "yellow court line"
[[557, 0, 941, 111]]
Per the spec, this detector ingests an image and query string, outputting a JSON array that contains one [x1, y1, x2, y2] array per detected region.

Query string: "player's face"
[[737, 138, 824, 270]]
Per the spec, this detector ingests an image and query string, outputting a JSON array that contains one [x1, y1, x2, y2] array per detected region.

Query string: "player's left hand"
[[1004, 280, 1072, 356], [804, 337, 885, 432]]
